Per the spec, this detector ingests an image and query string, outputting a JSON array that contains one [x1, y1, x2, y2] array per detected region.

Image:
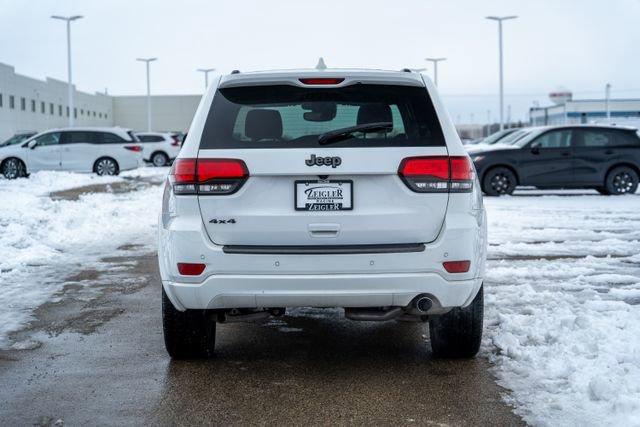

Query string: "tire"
[[1, 158, 27, 179], [429, 285, 483, 358], [603, 166, 639, 195], [151, 152, 169, 167], [162, 287, 216, 359], [94, 157, 119, 176], [482, 167, 517, 196]]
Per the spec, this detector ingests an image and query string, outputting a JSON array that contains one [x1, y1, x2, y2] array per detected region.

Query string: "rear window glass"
[[138, 135, 164, 142], [200, 84, 445, 149]]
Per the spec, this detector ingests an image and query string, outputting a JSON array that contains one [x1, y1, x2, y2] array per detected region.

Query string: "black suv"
[[470, 125, 640, 195]]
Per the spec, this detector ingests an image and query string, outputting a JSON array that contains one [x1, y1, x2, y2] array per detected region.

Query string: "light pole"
[[486, 15, 517, 130], [605, 83, 612, 123], [137, 57, 157, 132], [425, 58, 446, 87], [197, 68, 215, 90], [51, 15, 83, 127]]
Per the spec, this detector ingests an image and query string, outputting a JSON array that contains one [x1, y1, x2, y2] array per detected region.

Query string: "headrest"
[[245, 109, 283, 141], [357, 104, 392, 125]]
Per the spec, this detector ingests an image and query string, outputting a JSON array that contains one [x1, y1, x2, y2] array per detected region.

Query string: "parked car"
[[0, 127, 142, 179], [470, 125, 640, 196], [135, 132, 182, 167], [158, 69, 487, 359], [0, 131, 37, 148]]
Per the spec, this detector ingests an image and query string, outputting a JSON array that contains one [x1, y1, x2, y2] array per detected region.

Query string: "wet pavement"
[[0, 253, 522, 426]]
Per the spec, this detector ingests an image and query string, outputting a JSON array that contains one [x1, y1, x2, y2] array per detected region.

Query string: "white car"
[[0, 127, 142, 179], [135, 132, 182, 167], [158, 69, 487, 359]]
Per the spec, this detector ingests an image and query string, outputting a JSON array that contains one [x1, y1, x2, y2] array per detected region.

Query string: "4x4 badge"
[[305, 154, 342, 168]]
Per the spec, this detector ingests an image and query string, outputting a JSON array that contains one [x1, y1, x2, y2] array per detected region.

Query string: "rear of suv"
[[158, 69, 487, 359]]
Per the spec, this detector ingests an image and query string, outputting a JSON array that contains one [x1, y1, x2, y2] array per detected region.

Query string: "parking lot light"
[[197, 68, 216, 90], [425, 58, 446, 87], [51, 15, 83, 127], [136, 57, 157, 132], [486, 15, 518, 131]]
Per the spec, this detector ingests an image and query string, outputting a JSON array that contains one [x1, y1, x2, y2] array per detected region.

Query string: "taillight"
[[170, 158, 248, 195], [124, 145, 142, 152], [171, 135, 181, 147], [398, 156, 474, 193], [299, 78, 345, 85]]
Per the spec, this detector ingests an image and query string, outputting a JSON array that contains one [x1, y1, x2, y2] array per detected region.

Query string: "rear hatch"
[[193, 78, 454, 247]]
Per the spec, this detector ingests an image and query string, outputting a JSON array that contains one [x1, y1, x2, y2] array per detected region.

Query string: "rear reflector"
[[442, 260, 471, 273], [398, 156, 474, 193], [177, 262, 206, 276], [299, 78, 345, 85], [124, 145, 142, 152], [170, 158, 248, 195]]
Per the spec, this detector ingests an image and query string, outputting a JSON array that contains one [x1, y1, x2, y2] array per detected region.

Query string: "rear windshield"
[[200, 84, 445, 149]]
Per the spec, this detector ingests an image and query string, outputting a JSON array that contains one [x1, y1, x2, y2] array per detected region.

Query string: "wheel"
[[603, 166, 639, 195], [482, 167, 516, 196], [162, 287, 216, 359], [151, 152, 169, 167], [1, 158, 27, 179], [429, 285, 483, 358], [94, 157, 119, 176]]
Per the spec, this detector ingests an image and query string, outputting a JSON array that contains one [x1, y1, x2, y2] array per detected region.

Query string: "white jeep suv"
[[158, 69, 487, 359]]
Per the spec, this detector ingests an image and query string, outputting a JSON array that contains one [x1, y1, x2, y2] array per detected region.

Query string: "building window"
[[59, 105, 62, 116], [66, 106, 69, 117], [105, 113, 108, 119], [80, 109, 84, 115], [93, 111, 96, 117], [41, 101, 45, 114], [0, 93, 3, 108], [50, 103, 54, 115], [98, 112, 102, 118], [10, 95, 15, 109], [74, 108, 77, 118], [31, 99, 36, 112], [21, 97, 26, 111]]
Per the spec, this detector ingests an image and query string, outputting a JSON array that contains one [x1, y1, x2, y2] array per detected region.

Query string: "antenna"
[[316, 57, 327, 70]]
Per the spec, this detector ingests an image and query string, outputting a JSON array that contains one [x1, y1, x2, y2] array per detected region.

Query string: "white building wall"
[[112, 95, 201, 132], [0, 63, 113, 140]]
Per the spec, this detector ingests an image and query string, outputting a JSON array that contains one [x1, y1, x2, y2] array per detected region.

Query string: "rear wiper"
[[318, 122, 393, 145]]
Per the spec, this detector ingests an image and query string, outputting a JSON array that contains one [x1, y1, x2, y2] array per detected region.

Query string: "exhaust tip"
[[416, 297, 433, 313]]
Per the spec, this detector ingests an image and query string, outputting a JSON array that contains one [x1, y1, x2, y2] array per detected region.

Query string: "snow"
[[483, 190, 640, 426], [0, 167, 168, 349]]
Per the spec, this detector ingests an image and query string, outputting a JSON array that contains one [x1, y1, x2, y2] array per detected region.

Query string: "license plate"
[[295, 180, 353, 211]]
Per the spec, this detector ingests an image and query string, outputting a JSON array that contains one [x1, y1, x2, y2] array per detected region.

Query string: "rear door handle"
[[308, 223, 340, 238]]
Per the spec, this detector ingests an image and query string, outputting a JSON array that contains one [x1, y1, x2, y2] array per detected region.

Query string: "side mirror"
[[28, 140, 37, 149], [530, 141, 540, 154]]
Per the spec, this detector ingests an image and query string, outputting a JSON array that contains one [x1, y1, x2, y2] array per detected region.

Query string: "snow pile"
[[483, 193, 640, 426], [0, 168, 167, 349]]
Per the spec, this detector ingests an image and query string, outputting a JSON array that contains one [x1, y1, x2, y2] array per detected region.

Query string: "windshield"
[[1, 133, 34, 147], [200, 84, 445, 149], [498, 129, 531, 146], [479, 129, 515, 145]]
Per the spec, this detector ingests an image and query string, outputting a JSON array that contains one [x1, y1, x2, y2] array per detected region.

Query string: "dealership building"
[[529, 90, 640, 127], [0, 62, 200, 140]]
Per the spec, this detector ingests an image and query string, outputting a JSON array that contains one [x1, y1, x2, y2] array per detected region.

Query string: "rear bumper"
[[158, 200, 487, 311], [163, 273, 482, 311]]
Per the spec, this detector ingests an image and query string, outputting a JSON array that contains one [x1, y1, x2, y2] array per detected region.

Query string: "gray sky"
[[1, 0, 639, 123]]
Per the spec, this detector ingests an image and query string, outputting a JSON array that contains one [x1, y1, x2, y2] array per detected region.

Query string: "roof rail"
[[230, 70, 240, 74], [401, 68, 412, 73]]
